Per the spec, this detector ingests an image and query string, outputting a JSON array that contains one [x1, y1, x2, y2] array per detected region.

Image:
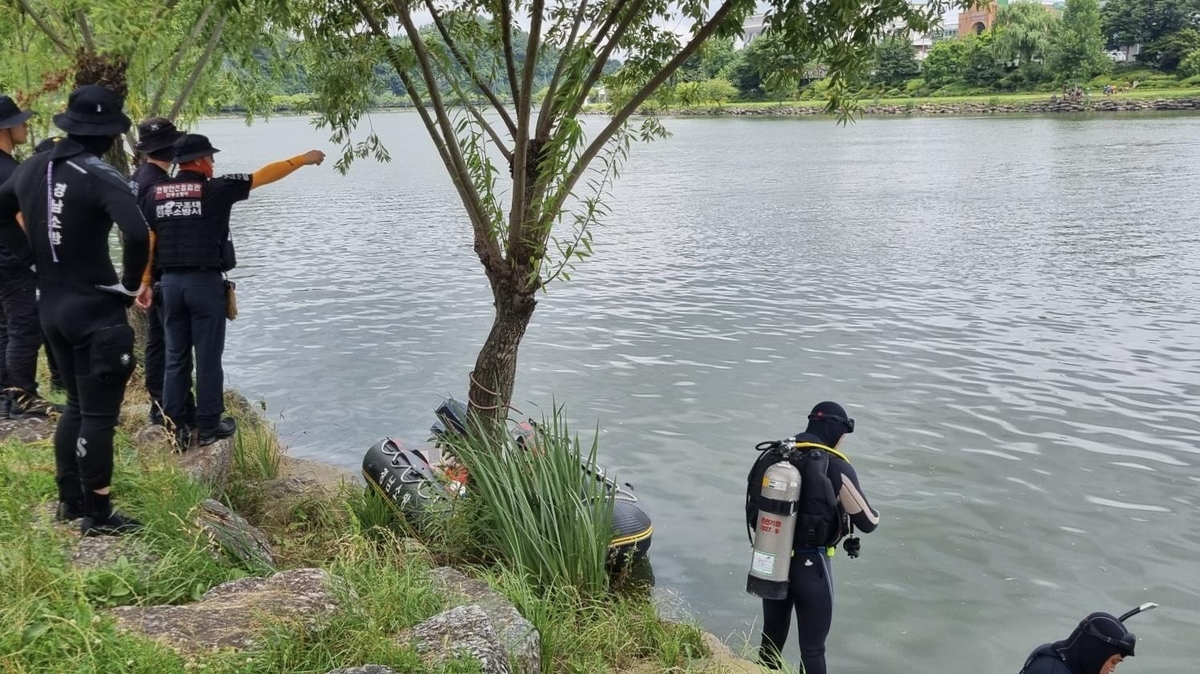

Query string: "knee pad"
[[90, 324, 137, 386]]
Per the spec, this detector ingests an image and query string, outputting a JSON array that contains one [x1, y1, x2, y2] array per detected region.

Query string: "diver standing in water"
[[746, 401, 881, 673], [1019, 606, 1153, 674]]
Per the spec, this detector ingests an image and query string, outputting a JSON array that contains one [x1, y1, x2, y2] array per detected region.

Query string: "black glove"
[[843, 536, 861, 559]]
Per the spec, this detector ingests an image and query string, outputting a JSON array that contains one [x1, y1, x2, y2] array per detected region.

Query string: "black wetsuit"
[[759, 432, 881, 674], [0, 138, 148, 500], [132, 161, 194, 426], [0, 149, 40, 397], [1019, 613, 1134, 674]]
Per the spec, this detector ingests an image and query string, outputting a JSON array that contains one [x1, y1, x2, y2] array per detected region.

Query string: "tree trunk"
[[467, 279, 537, 430]]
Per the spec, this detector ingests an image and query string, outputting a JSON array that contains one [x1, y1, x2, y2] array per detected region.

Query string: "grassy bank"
[[0, 388, 729, 673], [581, 88, 1200, 117]]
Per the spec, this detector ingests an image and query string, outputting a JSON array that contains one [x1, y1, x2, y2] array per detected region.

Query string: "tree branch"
[[535, 0, 589, 140], [353, 0, 498, 267], [390, 0, 504, 267], [169, 14, 226, 119], [582, 0, 626, 49], [506, 0, 545, 263], [74, 10, 96, 53], [15, 0, 73, 55], [423, 0, 517, 137], [567, 0, 644, 120], [151, 2, 216, 116], [500, 0, 521, 106], [550, 0, 736, 226]]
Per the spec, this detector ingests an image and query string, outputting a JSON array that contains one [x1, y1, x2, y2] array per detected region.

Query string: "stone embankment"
[[676, 97, 1200, 117]]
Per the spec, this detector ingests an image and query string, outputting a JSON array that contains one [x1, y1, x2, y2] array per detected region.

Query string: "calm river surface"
[[195, 112, 1200, 672]]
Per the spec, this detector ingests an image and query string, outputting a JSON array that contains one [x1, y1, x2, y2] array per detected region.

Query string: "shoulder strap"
[[792, 441, 851, 464]]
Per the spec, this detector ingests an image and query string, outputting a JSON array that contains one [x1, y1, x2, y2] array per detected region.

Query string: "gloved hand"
[[843, 536, 861, 559]]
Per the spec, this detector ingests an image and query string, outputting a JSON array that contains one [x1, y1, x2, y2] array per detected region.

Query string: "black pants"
[[161, 270, 226, 432], [40, 285, 137, 499], [0, 274, 42, 393], [145, 281, 195, 424], [759, 551, 835, 674]]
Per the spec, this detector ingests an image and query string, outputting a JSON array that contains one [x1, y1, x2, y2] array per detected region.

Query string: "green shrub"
[[904, 78, 925, 93], [441, 408, 615, 595]]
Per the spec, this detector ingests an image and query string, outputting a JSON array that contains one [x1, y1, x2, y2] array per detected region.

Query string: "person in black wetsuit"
[[30, 137, 66, 396], [130, 117, 195, 428], [1020, 613, 1136, 674], [0, 94, 56, 419], [758, 401, 881, 674], [0, 85, 150, 536]]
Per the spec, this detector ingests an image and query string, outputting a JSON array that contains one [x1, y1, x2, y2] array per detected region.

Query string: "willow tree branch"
[[580, 0, 630, 53], [567, 0, 644, 120], [535, 0, 589, 140], [499, 0, 521, 106], [16, 0, 73, 55], [391, 0, 503, 267], [549, 0, 735, 227], [506, 0, 545, 261], [74, 10, 96, 53], [433, 52, 513, 162], [352, 0, 453, 172], [423, 0, 517, 137], [169, 14, 226, 119], [150, 3, 215, 116]]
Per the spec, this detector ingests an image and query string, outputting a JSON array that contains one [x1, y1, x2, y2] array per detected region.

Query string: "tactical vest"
[[150, 178, 225, 270]]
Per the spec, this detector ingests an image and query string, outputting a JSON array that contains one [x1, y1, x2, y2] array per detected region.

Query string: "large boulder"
[[70, 535, 161, 571], [180, 436, 234, 490], [0, 417, 56, 443], [110, 568, 345, 653], [195, 499, 275, 568], [401, 604, 511, 674], [427, 566, 539, 674]]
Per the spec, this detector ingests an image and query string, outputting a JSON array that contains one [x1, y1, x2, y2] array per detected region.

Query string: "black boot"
[[55, 498, 85, 522], [198, 417, 237, 447], [80, 492, 143, 537]]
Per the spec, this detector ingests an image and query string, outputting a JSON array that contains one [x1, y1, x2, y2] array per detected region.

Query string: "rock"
[[70, 535, 161, 571], [110, 568, 344, 653], [401, 604, 511, 674], [132, 423, 172, 449], [696, 632, 764, 673], [224, 389, 264, 425], [280, 456, 361, 490], [399, 537, 434, 566], [180, 436, 234, 489], [0, 417, 56, 443], [427, 566, 539, 674], [119, 403, 153, 429], [326, 667, 398, 674], [195, 499, 275, 568]]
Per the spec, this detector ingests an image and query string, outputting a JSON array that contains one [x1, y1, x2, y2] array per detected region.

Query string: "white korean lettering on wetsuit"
[[49, 182, 67, 260]]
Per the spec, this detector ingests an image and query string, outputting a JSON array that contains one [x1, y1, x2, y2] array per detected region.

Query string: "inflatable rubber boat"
[[362, 398, 653, 560]]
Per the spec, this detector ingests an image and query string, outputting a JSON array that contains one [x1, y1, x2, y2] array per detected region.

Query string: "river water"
[[196, 112, 1200, 672]]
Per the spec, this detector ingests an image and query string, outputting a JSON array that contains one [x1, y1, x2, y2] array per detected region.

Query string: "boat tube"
[[362, 398, 653, 560]]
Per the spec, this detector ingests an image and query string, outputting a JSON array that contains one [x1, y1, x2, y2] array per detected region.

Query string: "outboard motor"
[[746, 461, 802, 600]]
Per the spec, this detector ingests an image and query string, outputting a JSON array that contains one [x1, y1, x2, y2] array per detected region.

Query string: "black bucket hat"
[[52, 85, 131, 136], [135, 117, 184, 154], [0, 95, 33, 130], [173, 133, 220, 164]]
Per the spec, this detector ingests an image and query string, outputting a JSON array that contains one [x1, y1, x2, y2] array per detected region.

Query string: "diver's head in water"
[[805, 401, 855, 448], [1055, 613, 1136, 674]]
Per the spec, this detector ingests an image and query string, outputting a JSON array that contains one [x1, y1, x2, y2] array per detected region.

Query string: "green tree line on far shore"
[[650, 0, 1200, 109]]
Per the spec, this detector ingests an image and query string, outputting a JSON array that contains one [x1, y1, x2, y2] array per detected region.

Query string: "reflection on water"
[[197, 112, 1200, 672]]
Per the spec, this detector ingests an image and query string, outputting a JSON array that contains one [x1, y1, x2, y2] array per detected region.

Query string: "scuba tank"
[[746, 460, 802, 600]]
